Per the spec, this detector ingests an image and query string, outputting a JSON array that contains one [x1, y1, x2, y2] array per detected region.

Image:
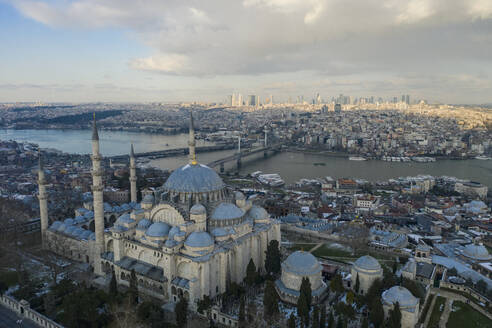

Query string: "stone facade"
[[351, 255, 383, 295]]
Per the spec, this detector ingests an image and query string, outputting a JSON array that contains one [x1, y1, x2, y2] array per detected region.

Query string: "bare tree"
[[109, 296, 142, 328]]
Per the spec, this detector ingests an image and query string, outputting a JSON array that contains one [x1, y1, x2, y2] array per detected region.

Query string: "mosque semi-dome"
[[164, 163, 225, 193], [248, 206, 269, 221], [184, 231, 214, 248], [190, 203, 206, 215], [145, 222, 171, 237], [283, 251, 322, 276], [137, 218, 152, 230], [211, 203, 245, 221], [462, 243, 492, 261]]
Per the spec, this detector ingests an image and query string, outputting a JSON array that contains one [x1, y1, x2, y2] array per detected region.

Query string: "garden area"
[[428, 296, 446, 328], [446, 301, 492, 328]]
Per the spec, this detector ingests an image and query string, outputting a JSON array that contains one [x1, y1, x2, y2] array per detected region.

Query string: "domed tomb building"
[[381, 286, 419, 328], [351, 255, 383, 295], [275, 251, 328, 304], [41, 113, 281, 311]]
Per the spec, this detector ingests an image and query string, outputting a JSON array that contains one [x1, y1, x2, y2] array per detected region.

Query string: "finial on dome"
[[92, 112, 99, 141]]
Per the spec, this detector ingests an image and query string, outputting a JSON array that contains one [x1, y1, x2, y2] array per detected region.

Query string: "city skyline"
[[1, 1, 492, 103]]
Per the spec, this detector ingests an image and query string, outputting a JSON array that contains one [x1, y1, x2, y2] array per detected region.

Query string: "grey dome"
[[65, 225, 77, 235], [235, 191, 245, 200], [382, 286, 419, 308], [354, 255, 381, 271], [164, 163, 224, 193], [283, 251, 321, 276], [185, 231, 214, 248], [64, 218, 74, 226], [248, 206, 269, 221], [50, 221, 62, 230], [462, 244, 492, 261], [137, 218, 152, 229], [145, 222, 171, 237], [80, 230, 92, 239], [168, 226, 181, 240], [190, 203, 206, 215], [142, 194, 154, 204], [211, 203, 245, 220], [116, 213, 135, 225], [211, 227, 229, 237], [57, 223, 67, 232]]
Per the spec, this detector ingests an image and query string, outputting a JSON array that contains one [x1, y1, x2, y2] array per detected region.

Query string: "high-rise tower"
[[91, 114, 105, 274], [189, 112, 197, 165], [38, 155, 48, 248], [129, 144, 137, 203]]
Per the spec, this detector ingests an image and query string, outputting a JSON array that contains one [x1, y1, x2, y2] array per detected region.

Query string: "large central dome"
[[164, 163, 225, 193]]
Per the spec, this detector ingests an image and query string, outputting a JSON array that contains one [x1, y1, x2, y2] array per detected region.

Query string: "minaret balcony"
[[91, 154, 102, 161], [92, 185, 104, 192]]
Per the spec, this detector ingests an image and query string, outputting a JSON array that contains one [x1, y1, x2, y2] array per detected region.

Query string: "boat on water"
[[349, 156, 367, 161], [313, 162, 326, 166], [475, 155, 491, 160], [257, 173, 285, 187]]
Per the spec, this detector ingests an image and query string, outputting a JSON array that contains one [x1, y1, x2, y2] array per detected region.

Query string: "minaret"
[[189, 112, 197, 165], [38, 155, 48, 248], [129, 144, 137, 203], [91, 114, 105, 274]]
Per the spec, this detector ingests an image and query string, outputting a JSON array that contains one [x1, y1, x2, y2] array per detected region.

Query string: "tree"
[[197, 295, 212, 315], [387, 302, 402, 328], [297, 277, 312, 327], [355, 273, 360, 294], [392, 261, 398, 274], [320, 305, 326, 328], [263, 280, 279, 319], [330, 274, 344, 294], [313, 305, 320, 328], [336, 316, 343, 328], [287, 313, 296, 328], [346, 291, 354, 305], [175, 297, 188, 328], [327, 310, 334, 328], [110, 296, 140, 328], [361, 316, 369, 328], [245, 259, 257, 286], [128, 269, 138, 304], [109, 268, 118, 297], [265, 240, 281, 276], [238, 297, 245, 326], [137, 301, 165, 328], [369, 298, 384, 328]]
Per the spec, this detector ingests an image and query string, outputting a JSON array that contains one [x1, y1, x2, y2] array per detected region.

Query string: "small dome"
[[283, 251, 321, 276], [190, 203, 206, 215], [145, 222, 171, 237], [64, 218, 74, 226], [73, 227, 85, 237], [80, 230, 92, 239], [248, 206, 269, 221], [354, 255, 381, 271], [382, 286, 419, 308], [137, 218, 152, 229], [235, 191, 246, 200], [74, 216, 86, 224], [164, 163, 225, 193], [142, 194, 154, 204], [84, 211, 94, 219], [49, 221, 62, 230], [211, 227, 229, 237], [116, 213, 135, 225], [462, 243, 492, 261], [211, 203, 245, 220], [184, 231, 214, 248], [65, 225, 77, 235], [57, 223, 67, 232], [168, 226, 181, 240]]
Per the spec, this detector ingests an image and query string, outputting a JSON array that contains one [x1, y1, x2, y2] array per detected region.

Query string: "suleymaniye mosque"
[[39, 113, 281, 310]]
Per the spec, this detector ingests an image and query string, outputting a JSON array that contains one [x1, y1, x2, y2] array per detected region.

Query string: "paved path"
[[0, 304, 38, 328], [423, 293, 438, 328], [439, 298, 453, 328], [309, 242, 324, 253]]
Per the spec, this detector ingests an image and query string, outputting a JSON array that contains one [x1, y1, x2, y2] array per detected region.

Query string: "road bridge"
[[109, 143, 237, 160], [206, 143, 283, 173]]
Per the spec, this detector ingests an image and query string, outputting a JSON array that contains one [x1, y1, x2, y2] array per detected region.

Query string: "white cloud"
[[6, 0, 492, 102]]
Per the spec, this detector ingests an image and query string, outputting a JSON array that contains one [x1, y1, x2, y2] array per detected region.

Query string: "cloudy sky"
[[1, 0, 492, 103]]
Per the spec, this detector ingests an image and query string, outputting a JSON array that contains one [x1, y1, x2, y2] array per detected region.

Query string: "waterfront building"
[[454, 181, 488, 199]]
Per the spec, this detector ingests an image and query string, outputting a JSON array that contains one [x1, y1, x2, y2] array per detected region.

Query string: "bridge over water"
[[109, 143, 237, 160], [207, 143, 283, 172]]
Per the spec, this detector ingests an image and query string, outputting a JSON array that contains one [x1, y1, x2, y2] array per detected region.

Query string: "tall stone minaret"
[[38, 155, 48, 248], [189, 111, 197, 165], [91, 114, 105, 274], [129, 144, 137, 203]]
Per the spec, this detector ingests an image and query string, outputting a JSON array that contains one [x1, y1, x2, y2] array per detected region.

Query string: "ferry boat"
[[257, 173, 285, 187], [349, 156, 367, 161], [475, 155, 491, 160]]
